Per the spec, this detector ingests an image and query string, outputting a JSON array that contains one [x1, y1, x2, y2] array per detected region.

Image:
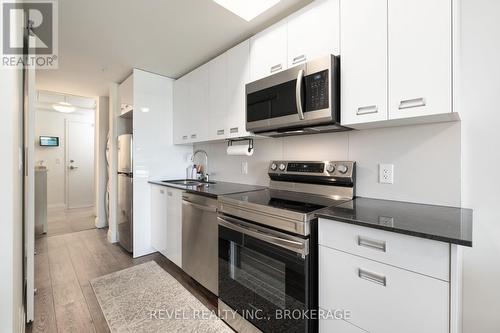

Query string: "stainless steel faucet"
[[192, 149, 209, 182]]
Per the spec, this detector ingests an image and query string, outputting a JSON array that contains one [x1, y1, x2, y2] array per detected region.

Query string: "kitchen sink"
[[164, 179, 216, 186]]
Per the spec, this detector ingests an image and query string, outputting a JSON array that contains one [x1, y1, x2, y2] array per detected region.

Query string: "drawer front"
[[319, 218, 450, 280], [320, 315, 367, 333], [319, 246, 449, 333]]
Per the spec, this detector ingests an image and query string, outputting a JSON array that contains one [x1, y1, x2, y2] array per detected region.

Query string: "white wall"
[[35, 109, 95, 208], [460, 0, 500, 331], [95, 96, 110, 227], [195, 121, 462, 206], [0, 67, 25, 332], [132, 69, 193, 257]]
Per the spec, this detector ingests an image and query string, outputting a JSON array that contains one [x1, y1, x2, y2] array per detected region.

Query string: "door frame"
[[65, 118, 96, 210]]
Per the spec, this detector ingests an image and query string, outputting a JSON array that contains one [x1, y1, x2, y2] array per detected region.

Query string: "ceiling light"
[[140, 107, 150, 113], [213, 0, 280, 21], [52, 102, 76, 113]]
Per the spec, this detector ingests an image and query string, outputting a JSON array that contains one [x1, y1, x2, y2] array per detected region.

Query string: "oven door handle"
[[218, 216, 309, 256], [296, 69, 305, 120]]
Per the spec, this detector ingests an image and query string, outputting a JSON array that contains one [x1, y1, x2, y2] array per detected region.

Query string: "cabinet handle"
[[217, 129, 225, 135], [160, 189, 165, 194], [270, 63, 283, 73], [230, 127, 239, 134], [167, 192, 172, 197], [292, 54, 306, 65], [357, 236, 386, 252], [182, 135, 188, 140], [191, 134, 197, 139], [356, 105, 378, 115], [398, 97, 426, 110], [358, 268, 386, 287]]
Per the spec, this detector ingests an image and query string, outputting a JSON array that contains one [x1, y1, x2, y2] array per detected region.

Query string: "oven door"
[[245, 55, 338, 134], [218, 215, 316, 333]]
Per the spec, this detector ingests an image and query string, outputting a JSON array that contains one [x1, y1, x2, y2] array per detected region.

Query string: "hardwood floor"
[[39, 207, 97, 237], [27, 228, 217, 333]]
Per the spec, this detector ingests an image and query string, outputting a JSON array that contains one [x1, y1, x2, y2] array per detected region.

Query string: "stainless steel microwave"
[[245, 54, 348, 137]]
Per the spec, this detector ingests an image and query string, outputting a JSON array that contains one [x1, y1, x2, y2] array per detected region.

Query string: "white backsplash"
[[194, 121, 461, 206]]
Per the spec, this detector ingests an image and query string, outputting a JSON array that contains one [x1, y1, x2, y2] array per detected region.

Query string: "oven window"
[[219, 226, 309, 333]]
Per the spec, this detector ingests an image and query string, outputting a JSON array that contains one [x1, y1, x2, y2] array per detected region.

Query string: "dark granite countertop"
[[315, 197, 473, 247], [148, 180, 266, 198]]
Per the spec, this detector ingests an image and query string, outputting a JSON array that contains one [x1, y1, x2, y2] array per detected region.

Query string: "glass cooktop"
[[220, 189, 349, 214]]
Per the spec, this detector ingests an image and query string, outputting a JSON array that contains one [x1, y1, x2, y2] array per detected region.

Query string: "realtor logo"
[[1, 0, 58, 69]]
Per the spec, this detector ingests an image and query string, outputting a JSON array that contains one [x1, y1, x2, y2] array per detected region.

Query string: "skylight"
[[213, 0, 281, 21]]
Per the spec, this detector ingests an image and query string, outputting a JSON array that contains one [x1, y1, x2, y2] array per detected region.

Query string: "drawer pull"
[[358, 268, 386, 286], [270, 63, 283, 73], [167, 192, 173, 197], [398, 97, 426, 110], [160, 189, 165, 194], [356, 105, 378, 115], [292, 54, 306, 65], [182, 135, 188, 140], [230, 127, 239, 134], [191, 134, 197, 139], [357, 236, 386, 252], [217, 129, 225, 135]]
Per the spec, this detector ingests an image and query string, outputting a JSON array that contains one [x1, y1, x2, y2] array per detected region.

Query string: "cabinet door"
[[150, 185, 167, 254], [166, 188, 183, 268], [208, 53, 229, 140], [340, 0, 388, 125], [388, 0, 452, 119], [249, 20, 287, 81], [187, 65, 209, 142], [287, 0, 340, 67], [226, 40, 251, 138], [320, 246, 449, 333], [173, 76, 190, 144]]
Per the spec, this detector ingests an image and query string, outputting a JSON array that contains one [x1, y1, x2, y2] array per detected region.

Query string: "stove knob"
[[271, 163, 277, 171], [337, 164, 348, 174], [279, 163, 286, 171], [326, 164, 335, 173]]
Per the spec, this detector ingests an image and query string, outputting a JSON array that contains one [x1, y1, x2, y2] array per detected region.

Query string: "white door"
[[66, 120, 95, 208], [151, 185, 167, 254], [166, 188, 182, 267], [173, 75, 189, 144], [340, 0, 388, 125], [388, 0, 452, 119]]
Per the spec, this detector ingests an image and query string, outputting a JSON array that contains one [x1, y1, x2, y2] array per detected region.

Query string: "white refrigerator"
[[117, 134, 133, 252]]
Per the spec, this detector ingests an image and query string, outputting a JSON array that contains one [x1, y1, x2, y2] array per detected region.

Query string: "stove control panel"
[[268, 160, 355, 179]]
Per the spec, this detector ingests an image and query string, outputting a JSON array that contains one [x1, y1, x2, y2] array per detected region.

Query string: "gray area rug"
[[91, 261, 233, 333]]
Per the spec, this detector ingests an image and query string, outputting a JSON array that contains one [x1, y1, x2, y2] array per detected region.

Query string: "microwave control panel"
[[305, 69, 329, 111]]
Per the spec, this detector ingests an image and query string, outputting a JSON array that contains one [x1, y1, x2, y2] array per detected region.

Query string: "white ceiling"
[[36, 0, 312, 97]]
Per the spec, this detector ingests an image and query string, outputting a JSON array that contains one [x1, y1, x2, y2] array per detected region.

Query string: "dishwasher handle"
[[218, 216, 309, 256], [182, 199, 217, 213]]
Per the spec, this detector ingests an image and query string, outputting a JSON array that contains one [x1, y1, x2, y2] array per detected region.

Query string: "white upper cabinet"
[[287, 0, 340, 67], [173, 75, 189, 144], [187, 65, 209, 142], [249, 20, 288, 82], [388, 0, 452, 120], [340, 0, 388, 125], [226, 40, 251, 138], [208, 53, 228, 140]]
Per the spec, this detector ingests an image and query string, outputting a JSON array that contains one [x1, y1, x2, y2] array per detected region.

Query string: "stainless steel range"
[[217, 161, 355, 333]]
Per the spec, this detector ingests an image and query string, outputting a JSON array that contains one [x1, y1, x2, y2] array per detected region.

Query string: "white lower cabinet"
[[165, 187, 182, 268], [319, 245, 449, 333], [151, 185, 167, 254], [150, 185, 183, 268]]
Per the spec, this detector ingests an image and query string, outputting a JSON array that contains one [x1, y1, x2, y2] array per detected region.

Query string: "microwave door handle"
[[296, 69, 305, 120]]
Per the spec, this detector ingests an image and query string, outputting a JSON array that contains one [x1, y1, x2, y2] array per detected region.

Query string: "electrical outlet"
[[379, 163, 394, 184], [241, 161, 248, 175]]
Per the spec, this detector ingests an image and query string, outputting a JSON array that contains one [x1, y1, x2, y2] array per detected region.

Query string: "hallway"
[[27, 228, 217, 333]]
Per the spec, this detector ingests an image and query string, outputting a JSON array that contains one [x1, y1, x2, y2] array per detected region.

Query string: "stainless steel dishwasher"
[[182, 192, 218, 295]]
